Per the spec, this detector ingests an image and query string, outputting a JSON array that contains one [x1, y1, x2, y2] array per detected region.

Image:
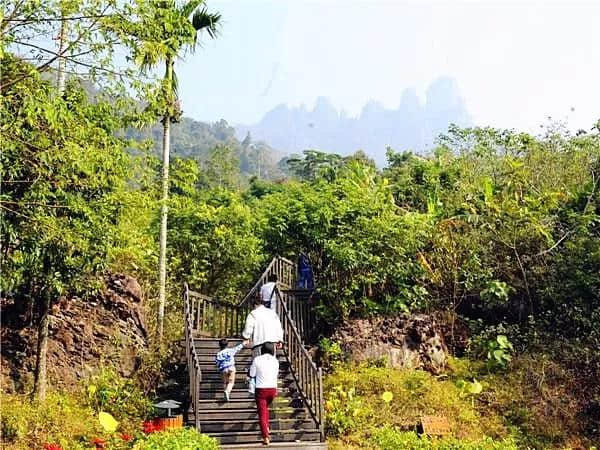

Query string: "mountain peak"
[[237, 77, 471, 165]]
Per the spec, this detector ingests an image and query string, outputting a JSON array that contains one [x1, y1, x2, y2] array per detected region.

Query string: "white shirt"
[[260, 282, 277, 311], [249, 353, 279, 389], [242, 305, 283, 347]]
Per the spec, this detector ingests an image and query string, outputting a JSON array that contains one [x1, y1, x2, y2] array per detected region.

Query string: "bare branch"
[[4, 14, 116, 23]]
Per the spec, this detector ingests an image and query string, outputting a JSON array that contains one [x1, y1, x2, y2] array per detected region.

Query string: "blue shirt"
[[215, 344, 243, 372]]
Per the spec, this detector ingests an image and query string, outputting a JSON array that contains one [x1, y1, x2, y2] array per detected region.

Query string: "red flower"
[[152, 419, 165, 432], [92, 437, 106, 448], [43, 444, 62, 450], [143, 419, 166, 434], [142, 421, 155, 434], [120, 433, 133, 442]]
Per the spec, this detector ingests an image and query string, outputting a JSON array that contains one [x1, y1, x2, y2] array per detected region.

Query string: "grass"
[[0, 391, 104, 449], [324, 355, 598, 449]]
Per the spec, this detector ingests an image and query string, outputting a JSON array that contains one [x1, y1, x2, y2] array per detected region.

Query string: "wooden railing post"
[[184, 283, 203, 432]]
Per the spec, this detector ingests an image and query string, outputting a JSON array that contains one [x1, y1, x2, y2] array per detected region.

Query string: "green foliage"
[[85, 369, 154, 421], [0, 54, 130, 306], [286, 149, 344, 181], [0, 391, 219, 450], [486, 335, 514, 370], [3, 1, 137, 91], [325, 364, 502, 441], [369, 426, 517, 450], [132, 428, 219, 450], [319, 337, 344, 369], [258, 162, 430, 319], [325, 385, 372, 437], [0, 392, 102, 450], [167, 190, 265, 300]]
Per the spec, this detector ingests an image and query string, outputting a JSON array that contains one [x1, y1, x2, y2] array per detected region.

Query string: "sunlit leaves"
[[381, 391, 394, 403], [1, 56, 129, 300], [98, 411, 118, 432]]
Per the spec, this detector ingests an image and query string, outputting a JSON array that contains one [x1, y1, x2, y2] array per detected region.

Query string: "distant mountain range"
[[236, 77, 471, 165]]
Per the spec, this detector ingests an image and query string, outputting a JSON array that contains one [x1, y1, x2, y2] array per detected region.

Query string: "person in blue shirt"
[[215, 338, 244, 401]]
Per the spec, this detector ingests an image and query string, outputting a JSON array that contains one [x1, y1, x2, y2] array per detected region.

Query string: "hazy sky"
[[177, 0, 600, 132]]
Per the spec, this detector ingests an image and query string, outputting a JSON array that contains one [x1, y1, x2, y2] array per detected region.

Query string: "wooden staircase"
[[183, 257, 326, 449]]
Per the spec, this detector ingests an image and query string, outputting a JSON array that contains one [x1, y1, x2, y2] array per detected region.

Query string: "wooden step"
[[199, 419, 315, 433], [221, 443, 326, 450], [195, 360, 290, 370], [191, 407, 308, 421], [198, 379, 294, 391], [198, 389, 298, 400], [195, 398, 294, 409], [197, 371, 292, 383], [207, 429, 321, 445], [195, 353, 287, 362], [193, 338, 244, 349]]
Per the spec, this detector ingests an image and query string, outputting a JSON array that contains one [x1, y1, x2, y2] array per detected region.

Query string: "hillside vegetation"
[[2, 1, 599, 448]]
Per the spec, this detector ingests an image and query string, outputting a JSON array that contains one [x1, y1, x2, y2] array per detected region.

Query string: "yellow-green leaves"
[[467, 379, 482, 395], [98, 412, 118, 432], [381, 391, 394, 403]]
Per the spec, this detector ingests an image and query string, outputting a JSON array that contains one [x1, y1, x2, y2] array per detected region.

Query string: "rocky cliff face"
[[1, 274, 148, 392], [332, 314, 448, 374]]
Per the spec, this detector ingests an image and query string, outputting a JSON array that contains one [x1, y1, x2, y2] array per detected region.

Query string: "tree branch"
[[4, 14, 116, 23], [1, 5, 111, 90], [534, 169, 598, 257]]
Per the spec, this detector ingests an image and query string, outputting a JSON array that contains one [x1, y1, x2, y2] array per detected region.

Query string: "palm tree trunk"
[[157, 57, 173, 342]]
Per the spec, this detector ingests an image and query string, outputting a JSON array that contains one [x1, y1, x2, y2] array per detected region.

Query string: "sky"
[[177, 0, 600, 133]]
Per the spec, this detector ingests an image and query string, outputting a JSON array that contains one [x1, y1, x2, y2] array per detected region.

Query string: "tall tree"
[[118, 0, 221, 341], [1, 0, 134, 92], [0, 56, 130, 400]]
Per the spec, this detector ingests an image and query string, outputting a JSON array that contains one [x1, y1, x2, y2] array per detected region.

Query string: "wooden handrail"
[[188, 289, 250, 338], [183, 283, 202, 431], [274, 286, 325, 441], [238, 256, 297, 307]]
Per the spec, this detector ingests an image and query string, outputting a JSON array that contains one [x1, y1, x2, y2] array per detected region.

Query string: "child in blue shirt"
[[215, 338, 244, 401]]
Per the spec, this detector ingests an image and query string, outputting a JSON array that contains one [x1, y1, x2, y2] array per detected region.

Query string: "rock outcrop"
[[1, 274, 148, 391], [332, 314, 448, 373]]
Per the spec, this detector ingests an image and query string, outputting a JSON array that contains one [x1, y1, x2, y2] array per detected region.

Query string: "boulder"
[[0, 273, 149, 392], [332, 314, 448, 373]]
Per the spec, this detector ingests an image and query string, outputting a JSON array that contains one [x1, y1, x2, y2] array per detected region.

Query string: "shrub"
[[325, 364, 503, 439], [0, 392, 100, 450], [133, 428, 219, 450], [325, 385, 372, 436], [85, 368, 154, 421], [370, 425, 518, 450], [485, 335, 514, 371], [319, 337, 344, 369]]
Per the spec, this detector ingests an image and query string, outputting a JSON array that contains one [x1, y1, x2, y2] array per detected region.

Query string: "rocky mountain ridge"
[[237, 77, 472, 165]]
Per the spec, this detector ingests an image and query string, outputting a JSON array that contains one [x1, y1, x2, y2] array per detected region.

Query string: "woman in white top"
[[249, 342, 279, 445]]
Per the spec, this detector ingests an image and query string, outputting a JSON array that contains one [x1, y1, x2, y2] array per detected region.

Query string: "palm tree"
[[126, 0, 221, 341]]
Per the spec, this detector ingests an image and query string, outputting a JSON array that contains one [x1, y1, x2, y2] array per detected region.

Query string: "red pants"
[[255, 387, 277, 439]]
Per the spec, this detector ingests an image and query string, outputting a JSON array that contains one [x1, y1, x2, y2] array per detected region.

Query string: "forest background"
[[1, 1, 599, 449]]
